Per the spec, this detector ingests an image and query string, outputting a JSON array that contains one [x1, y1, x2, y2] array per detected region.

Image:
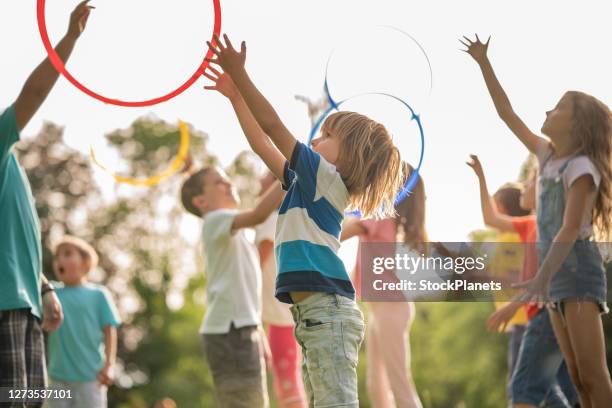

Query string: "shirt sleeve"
[[564, 156, 601, 190], [0, 106, 20, 170], [282, 161, 296, 191], [511, 217, 530, 242], [202, 210, 237, 243], [98, 287, 121, 328], [287, 141, 320, 199]]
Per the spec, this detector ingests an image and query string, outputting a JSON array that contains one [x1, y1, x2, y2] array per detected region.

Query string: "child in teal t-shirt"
[[47, 236, 121, 408]]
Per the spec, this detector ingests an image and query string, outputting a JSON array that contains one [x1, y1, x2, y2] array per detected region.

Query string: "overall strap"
[[541, 149, 555, 168], [557, 155, 578, 175]]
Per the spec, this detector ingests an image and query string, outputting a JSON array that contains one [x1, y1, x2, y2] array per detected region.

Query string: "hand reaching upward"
[[67, 0, 94, 40], [466, 154, 485, 179], [206, 34, 247, 78], [460, 34, 490, 65], [203, 66, 240, 100]]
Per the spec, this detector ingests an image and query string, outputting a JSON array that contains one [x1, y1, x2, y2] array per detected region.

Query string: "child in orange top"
[[469, 156, 578, 407]]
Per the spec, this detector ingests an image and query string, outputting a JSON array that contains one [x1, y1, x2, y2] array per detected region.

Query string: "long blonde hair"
[[569, 91, 612, 241], [322, 111, 403, 218]]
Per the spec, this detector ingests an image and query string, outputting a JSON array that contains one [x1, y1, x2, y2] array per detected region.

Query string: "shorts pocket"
[[341, 320, 365, 365], [302, 318, 333, 331]]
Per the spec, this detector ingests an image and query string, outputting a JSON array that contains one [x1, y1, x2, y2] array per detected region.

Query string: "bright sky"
[[2, 0, 612, 245]]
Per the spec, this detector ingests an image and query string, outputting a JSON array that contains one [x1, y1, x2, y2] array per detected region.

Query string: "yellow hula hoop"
[[90, 120, 190, 187]]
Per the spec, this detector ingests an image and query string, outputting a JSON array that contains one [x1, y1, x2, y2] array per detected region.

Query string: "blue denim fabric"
[[537, 155, 607, 309], [510, 309, 579, 407]]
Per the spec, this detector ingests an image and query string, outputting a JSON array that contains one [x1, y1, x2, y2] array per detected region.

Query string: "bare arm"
[[14, 1, 93, 131], [204, 67, 286, 181], [257, 239, 274, 266], [232, 182, 284, 231], [97, 325, 117, 386], [461, 35, 548, 154], [515, 175, 595, 298], [207, 35, 297, 161], [467, 154, 515, 232], [103, 325, 117, 367], [340, 218, 367, 242]]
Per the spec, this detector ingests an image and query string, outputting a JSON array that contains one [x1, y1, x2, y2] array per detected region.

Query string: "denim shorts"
[[510, 309, 578, 407], [544, 240, 608, 309], [291, 293, 365, 408]]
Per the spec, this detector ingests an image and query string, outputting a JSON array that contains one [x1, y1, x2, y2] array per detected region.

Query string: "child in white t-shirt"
[[181, 166, 283, 408]]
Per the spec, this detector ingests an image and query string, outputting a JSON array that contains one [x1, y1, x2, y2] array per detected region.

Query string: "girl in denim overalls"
[[462, 34, 612, 407]]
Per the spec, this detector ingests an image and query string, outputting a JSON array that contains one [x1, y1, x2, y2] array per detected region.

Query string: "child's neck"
[[65, 277, 87, 287], [552, 140, 580, 159]]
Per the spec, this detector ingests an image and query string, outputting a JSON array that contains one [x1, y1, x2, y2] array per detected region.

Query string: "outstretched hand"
[[466, 154, 485, 178], [487, 303, 520, 333], [512, 275, 549, 307], [67, 0, 94, 40], [206, 34, 247, 78], [203, 66, 240, 100], [460, 34, 490, 64]]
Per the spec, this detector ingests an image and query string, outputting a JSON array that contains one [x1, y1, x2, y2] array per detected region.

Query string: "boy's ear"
[[82, 257, 92, 274], [192, 194, 207, 213]]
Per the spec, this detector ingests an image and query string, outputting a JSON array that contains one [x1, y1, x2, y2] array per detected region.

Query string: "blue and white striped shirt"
[[275, 141, 355, 303]]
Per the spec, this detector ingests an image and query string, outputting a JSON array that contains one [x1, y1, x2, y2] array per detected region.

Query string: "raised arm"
[[461, 35, 548, 154], [231, 181, 284, 231], [206, 34, 297, 161], [14, 1, 93, 131], [466, 154, 515, 232], [203, 67, 285, 181]]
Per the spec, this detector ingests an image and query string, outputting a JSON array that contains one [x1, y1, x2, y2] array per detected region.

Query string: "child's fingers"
[[500, 321, 508, 333], [458, 39, 470, 48], [240, 41, 247, 55], [202, 71, 217, 82], [207, 66, 222, 77], [206, 41, 221, 56], [203, 85, 218, 91], [76, 0, 91, 9], [212, 34, 225, 50], [511, 280, 529, 289], [205, 57, 222, 67], [475, 33, 481, 43], [223, 34, 234, 50], [462, 35, 473, 44]]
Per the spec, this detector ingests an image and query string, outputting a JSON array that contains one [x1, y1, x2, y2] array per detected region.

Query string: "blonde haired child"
[[205, 34, 403, 407]]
